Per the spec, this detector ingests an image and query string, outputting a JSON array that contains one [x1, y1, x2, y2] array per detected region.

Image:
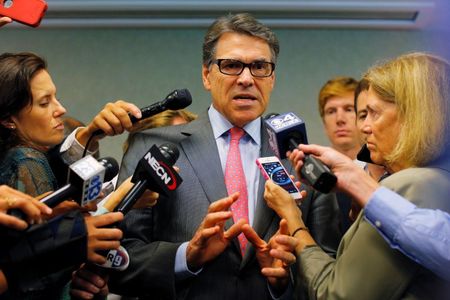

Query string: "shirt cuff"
[[174, 242, 202, 280], [60, 127, 99, 164], [364, 187, 416, 243]]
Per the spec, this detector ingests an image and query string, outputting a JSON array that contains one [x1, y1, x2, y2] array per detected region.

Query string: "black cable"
[[82, 133, 95, 158]]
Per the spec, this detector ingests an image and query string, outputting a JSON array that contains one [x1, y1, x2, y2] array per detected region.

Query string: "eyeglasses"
[[212, 59, 275, 78]]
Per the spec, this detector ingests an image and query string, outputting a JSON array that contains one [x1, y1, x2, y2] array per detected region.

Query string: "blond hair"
[[364, 52, 450, 167], [318, 76, 358, 119], [123, 109, 197, 153]]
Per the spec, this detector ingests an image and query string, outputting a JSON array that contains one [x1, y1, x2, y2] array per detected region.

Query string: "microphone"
[[39, 156, 119, 208], [92, 89, 192, 136], [92, 143, 182, 272], [114, 143, 182, 214], [264, 112, 337, 193]]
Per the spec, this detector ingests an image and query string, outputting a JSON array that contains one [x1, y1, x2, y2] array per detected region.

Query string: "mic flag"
[[114, 143, 182, 214], [264, 112, 337, 193], [40, 156, 119, 208]]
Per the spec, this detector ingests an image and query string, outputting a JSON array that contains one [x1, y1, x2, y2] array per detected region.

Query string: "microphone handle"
[[91, 101, 166, 137], [40, 184, 76, 208], [288, 138, 337, 194], [130, 102, 165, 123], [114, 179, 148, 214]]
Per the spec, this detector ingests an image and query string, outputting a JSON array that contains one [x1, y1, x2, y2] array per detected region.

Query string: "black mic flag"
[[114, 143, 182, 214]]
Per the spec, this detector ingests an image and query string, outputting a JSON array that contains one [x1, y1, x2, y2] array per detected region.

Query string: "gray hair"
[[202, 13, 280, 66]]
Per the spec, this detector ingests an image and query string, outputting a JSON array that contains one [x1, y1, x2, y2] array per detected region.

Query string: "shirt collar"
[[208, 104, 261, 146]]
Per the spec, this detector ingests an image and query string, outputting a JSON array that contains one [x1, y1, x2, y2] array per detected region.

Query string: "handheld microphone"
[[92, 89, 192, 136], [264, 112, 337, 193], [114, 143, 182, 214], [39, 156, 119, 208], [92, 144, 182, 273]]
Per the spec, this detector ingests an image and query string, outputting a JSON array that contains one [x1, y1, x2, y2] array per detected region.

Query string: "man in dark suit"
[[72, 13, 341, 300]]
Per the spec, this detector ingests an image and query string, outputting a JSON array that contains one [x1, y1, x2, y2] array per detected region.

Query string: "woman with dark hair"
[[0, 52, 141, 299], [0, 52, 66, 195]]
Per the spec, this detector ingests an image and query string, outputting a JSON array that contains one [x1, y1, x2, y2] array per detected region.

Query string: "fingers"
[[298, 143, 325, 157], [224, 218, 246, 241], [132, 190, 159, 209], [278, 219, 289, 236], [0, 185, 52, 226], [88, 212, 124, 227], [274, 234, 299, 252], [90, 100, 141, 136], [0, 213, 28, 230], [208, 193, 239, 213], [261, 266, 291, 278], [195, 225, 221, 246], [202, 211, 233, 229], [88, 226, 123, 243], [49, 200, 81, 218], [71, 266, 108, 299], [241, 223, 267, 250], [0, 17, 12, 27]]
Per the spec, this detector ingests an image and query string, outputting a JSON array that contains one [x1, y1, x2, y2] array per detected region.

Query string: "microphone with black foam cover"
[[39, 156, 119, 208], [264, 112, 337, 193], [114, 143, 182, 214], [92, 89, 192, 136]]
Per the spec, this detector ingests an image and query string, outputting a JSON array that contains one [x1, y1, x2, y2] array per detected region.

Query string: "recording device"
[[114, 143, 182, 214], [0, 0, 47, 27], [92, 89, 192, 136], [39, 156, 119, 208], [264, 112, 337, 193], [256, 156, 302, 200]]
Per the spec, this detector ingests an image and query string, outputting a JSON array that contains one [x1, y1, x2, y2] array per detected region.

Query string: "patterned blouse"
[[0, 146, 57, 196]]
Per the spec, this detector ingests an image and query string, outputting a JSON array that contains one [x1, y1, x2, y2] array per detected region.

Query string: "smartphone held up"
[[0, 0, 47, 27], [256, 156, 302, 201]]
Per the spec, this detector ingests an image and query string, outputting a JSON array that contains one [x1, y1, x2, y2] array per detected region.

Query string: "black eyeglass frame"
[[211, 59, 276, 78]]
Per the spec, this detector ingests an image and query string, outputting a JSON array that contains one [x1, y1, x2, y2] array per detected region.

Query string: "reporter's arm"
[[365, 187, 450, 281], [75, 100, 141, 150]]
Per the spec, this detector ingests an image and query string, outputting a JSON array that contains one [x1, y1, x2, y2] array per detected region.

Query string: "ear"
[[202, 64, 212, 91], [269, 71, 275, 90]]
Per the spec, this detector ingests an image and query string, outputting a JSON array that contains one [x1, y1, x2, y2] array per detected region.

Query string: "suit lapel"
[[179, 112, 228, 205]]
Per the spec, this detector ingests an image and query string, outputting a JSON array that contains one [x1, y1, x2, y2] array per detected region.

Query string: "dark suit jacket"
[[110, 112, 341, 300]]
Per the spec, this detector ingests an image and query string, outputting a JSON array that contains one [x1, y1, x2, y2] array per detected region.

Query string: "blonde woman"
[[265, 52, 450, 299]]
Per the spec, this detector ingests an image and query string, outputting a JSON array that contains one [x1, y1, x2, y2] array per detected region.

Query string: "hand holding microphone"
[[39, 156, 119, 209], [0, 185, 52, 231], [75, 89, 192, 148], [70, 143, 183, 299], [113, 142, 182, 214], [264, 112, 337, 193]]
